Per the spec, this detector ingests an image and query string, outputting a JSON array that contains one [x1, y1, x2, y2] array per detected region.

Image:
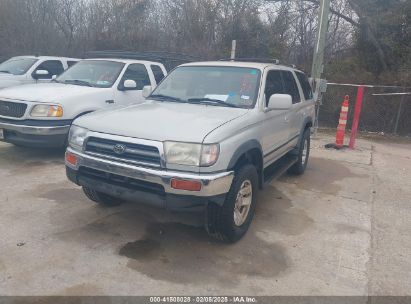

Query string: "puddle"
[[41, 187, 85, 203], [53, 210, 150, 248], [280, 157, 368, 195], [256, 186, 314, 235], [48, 186, 310, 286], [119, 221, 288, 285]]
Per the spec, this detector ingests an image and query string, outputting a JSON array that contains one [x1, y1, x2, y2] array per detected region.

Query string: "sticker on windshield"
[[241, 95, 250, 100], [96, 80, 110, 85], [204, 94, 229, 101], [250, 70, 257, 75]]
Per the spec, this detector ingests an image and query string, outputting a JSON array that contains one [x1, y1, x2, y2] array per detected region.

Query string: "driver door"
[[113, 63, 151, 105]]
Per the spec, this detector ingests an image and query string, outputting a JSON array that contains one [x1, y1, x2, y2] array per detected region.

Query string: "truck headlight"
[[30, 104, 63, 117], [68, 125, 88, 150], [164, 142, 219, 167]]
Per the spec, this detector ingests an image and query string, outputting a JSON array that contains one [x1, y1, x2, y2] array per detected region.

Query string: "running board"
[[263, 155, 298, 186]]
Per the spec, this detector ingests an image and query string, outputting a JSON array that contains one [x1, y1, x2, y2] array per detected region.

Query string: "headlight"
[[164, 141, 219, 167], [30, 104, 63, 117], [68, 125, 88, 150]]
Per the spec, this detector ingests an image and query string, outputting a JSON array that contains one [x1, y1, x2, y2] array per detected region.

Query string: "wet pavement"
[[0, 133, 410, 296]]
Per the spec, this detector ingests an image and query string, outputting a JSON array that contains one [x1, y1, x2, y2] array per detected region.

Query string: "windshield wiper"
[[150, 94, 185, 103], [0, 70, 11, 74], [64, 79, 93, 87], [187, 98, 240, 108]]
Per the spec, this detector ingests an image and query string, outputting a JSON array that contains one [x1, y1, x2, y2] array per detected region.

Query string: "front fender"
[[227, 139, 263, 170]]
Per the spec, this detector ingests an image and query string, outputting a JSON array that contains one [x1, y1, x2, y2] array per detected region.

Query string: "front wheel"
[[205, 164, 258, 243], [288, 128, 310, 175]]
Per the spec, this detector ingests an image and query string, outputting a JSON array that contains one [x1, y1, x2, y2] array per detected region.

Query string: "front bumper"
[[66, 148, 234, 210], [0, 118, 71, 147]]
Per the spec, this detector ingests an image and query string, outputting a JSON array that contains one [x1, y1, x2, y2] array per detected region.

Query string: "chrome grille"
[[85, 137, 161, 167], [0, 100, 27, 118]]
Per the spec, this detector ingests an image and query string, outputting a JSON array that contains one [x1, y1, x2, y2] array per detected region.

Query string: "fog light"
[[65, 152, 78, 166], [171, 178, 202, 191]]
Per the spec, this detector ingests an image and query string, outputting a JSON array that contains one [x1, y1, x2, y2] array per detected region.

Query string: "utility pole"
[[311, 0, 331, 135], [311, 0, 330, 81]]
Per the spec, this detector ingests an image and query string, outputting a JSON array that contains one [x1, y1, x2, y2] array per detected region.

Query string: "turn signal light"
[[65, 152, 78, 166], [171, 179, 202, 191]]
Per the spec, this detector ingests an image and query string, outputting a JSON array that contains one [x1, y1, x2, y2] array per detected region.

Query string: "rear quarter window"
[[151, 65, 166, 84], [281, 71, 301, 104], [295, 71, 313, 100]]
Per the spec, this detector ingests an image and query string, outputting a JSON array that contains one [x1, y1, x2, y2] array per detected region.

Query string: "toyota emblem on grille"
[[113, 144, 126, 155]]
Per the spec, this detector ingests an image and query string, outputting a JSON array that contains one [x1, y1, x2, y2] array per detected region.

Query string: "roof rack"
[[219, 58, 281, 65], [84, 50, 203, 70], [283, 63, 297, 69]]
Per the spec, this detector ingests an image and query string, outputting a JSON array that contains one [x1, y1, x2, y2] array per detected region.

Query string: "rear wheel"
[[288, 128, 310, 175], [82, 187, 123, 207], [206, 164, 258, 243]]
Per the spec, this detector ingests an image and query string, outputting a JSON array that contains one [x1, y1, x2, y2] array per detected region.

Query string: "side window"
[[281, 71, 301, 104], [295, 71, 313, 100], [264, 70, 284, 106], [34, 60, 64, 78], [119, 64, 150, 90], [67, 61, 78, 68], [151, 65, 165, 84]]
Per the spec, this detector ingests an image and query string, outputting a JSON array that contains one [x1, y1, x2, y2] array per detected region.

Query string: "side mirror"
[[142, 85, 152, 98], [123, 79, 137, 90], [33, 69, 50, 79], [267, 94, 292, 110], [51, 75, 57, 80]]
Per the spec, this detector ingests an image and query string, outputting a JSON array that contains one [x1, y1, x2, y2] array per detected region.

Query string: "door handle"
[[284, 116, 290, 123], [105, 100, 114, 104]]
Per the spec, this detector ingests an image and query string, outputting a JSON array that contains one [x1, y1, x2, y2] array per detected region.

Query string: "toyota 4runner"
[[65, 60, 315, 242]]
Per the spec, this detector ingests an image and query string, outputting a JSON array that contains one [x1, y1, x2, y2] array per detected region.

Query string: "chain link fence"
[[318, 85, 411, 137]]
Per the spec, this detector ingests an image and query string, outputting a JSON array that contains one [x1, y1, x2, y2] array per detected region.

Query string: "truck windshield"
[[151, 66, 261, 109], [57, 60, 125, 88], [0, 58, 38, 75]]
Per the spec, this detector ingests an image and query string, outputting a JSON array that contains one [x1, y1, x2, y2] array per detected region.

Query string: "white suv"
[[0, 58, 167, 147], [65, 60, 315, 242], [0, 56, 79, 89]]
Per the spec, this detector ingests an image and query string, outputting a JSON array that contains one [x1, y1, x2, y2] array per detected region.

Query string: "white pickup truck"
[[0, 55, 79, 89], [0, 58, 167, 147]]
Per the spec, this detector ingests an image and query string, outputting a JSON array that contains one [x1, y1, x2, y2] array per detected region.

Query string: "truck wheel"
[[206, 164, 258, 243], [82, 187, 123, 207], [288, 128, 310, 175]]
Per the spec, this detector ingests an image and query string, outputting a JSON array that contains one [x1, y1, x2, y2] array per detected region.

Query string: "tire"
[[288, 128, 310, 175], [82, 186, 123, 207], [205, 164, 258, 243]]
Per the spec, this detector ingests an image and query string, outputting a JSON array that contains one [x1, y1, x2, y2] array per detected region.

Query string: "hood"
[[0, 83, 103, 103], [0, 74, 21, 89], [0, 73, 16, 80], [75, 100, 249, 142]]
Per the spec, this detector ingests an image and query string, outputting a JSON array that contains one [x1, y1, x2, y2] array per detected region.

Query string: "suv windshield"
[[57, 60, 125, 88], [151, 66, 261, 109], [0, 58, 38, 75]]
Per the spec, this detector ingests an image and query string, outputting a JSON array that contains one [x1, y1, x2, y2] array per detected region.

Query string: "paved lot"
[[0, 133, 410, 296]]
